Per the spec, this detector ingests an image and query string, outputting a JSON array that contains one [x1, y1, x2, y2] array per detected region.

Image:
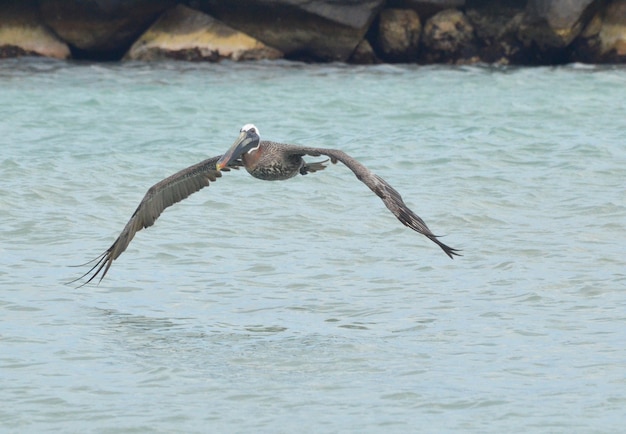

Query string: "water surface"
[[1, 59, 625, 432]]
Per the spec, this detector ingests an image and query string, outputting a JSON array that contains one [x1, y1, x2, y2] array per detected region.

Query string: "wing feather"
[[284, 145, 461, 259], [70, 155, 240, 287]]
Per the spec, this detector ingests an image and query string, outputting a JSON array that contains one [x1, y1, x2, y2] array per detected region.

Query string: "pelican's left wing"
[[285, 145, 461, 259]]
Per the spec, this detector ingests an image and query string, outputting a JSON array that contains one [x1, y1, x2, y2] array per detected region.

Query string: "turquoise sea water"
[[1, 59, 625, 432]]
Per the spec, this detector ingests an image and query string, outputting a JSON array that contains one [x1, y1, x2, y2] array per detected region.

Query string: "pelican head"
[[216, 124, 260, 170]]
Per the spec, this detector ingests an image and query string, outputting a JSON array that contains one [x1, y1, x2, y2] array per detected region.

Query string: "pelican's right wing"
[[71, 155, 241, 287]]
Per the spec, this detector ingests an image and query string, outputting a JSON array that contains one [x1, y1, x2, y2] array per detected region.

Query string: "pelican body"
[[72, 124, 460, 287]]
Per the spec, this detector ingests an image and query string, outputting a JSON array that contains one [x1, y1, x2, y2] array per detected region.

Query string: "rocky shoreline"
[[1, 0, 625, 65]]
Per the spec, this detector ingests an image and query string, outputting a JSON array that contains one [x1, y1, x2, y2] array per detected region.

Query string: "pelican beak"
[[216, 129, 259, 171]]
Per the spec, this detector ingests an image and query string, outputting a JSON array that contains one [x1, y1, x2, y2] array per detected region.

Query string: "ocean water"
[[1, 58, 625, 433]]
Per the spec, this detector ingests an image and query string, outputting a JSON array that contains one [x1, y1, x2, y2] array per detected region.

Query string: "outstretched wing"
[[285, 145, 461, 259], [70, 155, 241, 287]]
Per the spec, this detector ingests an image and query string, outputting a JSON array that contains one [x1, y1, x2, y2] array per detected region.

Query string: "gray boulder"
[[518, 0, 601, 49], [465, 1, 526, 64], [39, 0, 174, 58], [187, 0, 385, 61], [0, 0, 70, 59], [571, 0, 626, 63], [125, 5, 282, 61], [376, 8, 422, 62], [421, 8, 477, 63], [387, 0, 465, 19], [349, 39, 380, 64]]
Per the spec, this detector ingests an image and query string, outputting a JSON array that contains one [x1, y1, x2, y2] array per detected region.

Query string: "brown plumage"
[[71, 124, 460, 287], [70, 156, 241, 287]]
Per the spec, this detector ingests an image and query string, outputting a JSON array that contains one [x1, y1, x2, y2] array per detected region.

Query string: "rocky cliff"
[[1, 0, 625, 64]]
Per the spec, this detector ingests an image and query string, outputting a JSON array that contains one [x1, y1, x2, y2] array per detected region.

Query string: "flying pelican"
[[72, 124, 460, 286]]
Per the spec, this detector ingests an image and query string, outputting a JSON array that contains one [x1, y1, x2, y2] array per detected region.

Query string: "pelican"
[[72, 124, 460, 286]]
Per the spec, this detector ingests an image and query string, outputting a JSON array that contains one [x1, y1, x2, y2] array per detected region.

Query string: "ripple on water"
[[1, 60, 625, 433]]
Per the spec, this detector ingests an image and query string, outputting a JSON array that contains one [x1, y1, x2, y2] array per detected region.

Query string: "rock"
[[421, 9, 477, 63], [125, 5, 282, 61], [0, 0, 70, 59], [465, 0, 526, 64], [2, 0, 624, 65], [387, 0, 465, 19], [597, 1, 626, 61], [571, 0, 626, 63], [39, 0, 174, 59], [375, 8, 422, 62], [189, 0, 385, 61], [518, 0, 601, 49], [349, 39, 380, 64]]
